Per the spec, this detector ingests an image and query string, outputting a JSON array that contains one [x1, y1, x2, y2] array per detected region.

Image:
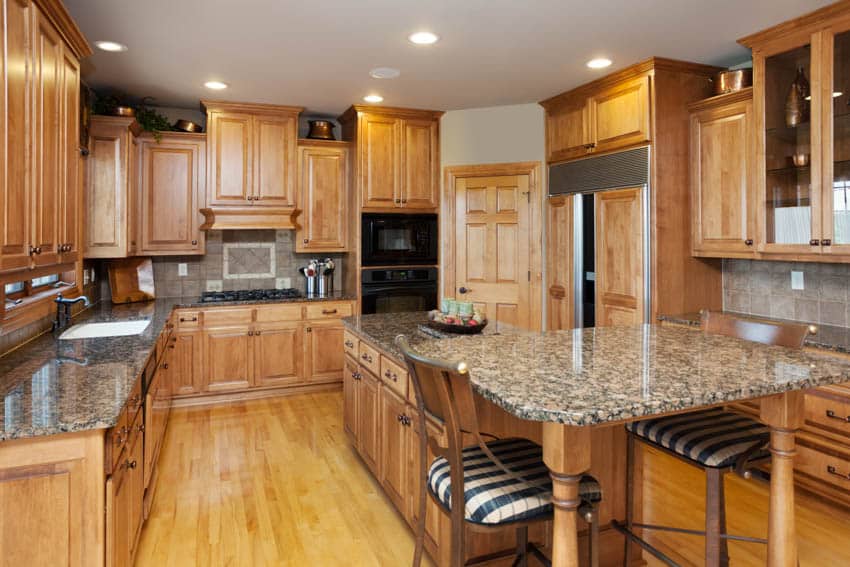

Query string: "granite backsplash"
[[723, 259, 850, 327], [147, 230, 344, 299]]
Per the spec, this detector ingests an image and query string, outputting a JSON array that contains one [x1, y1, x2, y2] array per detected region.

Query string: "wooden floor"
[[137, 392, 850, 567]]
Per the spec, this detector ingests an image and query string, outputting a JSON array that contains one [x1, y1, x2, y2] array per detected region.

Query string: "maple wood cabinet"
[[380, 385, 409, 512], [0, 0, 87, 273], [689, 89, 756, 258], [201, 101, 302, 230], [296, 140, 349, 252], [542, 74, 651, 163], [339, 106, 442, 212], [138, 132, 205, 255]]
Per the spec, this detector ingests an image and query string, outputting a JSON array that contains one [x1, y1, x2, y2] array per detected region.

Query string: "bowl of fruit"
[[426, 309, 488, 334]]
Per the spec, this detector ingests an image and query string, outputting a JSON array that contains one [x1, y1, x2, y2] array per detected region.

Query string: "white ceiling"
[[65, 0, 833, 116]]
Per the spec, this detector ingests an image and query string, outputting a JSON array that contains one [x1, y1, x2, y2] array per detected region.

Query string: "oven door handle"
[[361, 285, 437, 295]]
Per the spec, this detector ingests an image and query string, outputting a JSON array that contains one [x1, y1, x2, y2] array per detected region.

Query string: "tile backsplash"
[[150, 230, 344, 298], [723, 259, 850, 327]]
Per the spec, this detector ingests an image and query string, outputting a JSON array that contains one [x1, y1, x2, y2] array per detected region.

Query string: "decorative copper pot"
[[712, 69, 752, 95], [307, 120, 336, 140], [174, 119, 204, 133]]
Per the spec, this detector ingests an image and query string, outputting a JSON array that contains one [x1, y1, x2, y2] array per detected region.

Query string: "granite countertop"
[[173, 291, 357, 309], [658, 311, 850, 355], [0, 293, 357, 441], [344, 312, 850, 426]]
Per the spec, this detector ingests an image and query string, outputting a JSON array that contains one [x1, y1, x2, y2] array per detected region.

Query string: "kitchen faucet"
[[53, 294, 91, 331]]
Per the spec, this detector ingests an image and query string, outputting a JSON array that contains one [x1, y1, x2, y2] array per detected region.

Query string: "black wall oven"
[[361, 213, 438, 266], [361, 268, 438, 314]]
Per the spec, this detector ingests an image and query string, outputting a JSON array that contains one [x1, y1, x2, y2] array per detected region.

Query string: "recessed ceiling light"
[[204, 81, 229, 90], [95, 40, 127, 52], [370, 67, 401, 79], [363, 94, 384, 103], [586, 58, 612, 70], [408, 31, 439, 45]]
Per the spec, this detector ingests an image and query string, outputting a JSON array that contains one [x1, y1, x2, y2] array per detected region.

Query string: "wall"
[[148, 230, 344, 298], [723, 259, 850, 327]]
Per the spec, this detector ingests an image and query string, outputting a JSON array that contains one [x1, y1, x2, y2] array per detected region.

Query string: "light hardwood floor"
[[137, 392, 850, 566]]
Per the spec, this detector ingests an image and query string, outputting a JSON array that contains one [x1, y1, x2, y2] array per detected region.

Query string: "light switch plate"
[[276, 277, 292, 290], [791, 270, 804, 290], [206, 279, 223, 292], [177, 263, 188, 277]]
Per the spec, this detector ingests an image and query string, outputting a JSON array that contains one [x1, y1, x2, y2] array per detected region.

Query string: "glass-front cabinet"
[[746, 12, 850, 259]]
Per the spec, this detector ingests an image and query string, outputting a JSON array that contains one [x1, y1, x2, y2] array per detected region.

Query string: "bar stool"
[[396, 335, 603, 567], [616, 310, 814, 566]]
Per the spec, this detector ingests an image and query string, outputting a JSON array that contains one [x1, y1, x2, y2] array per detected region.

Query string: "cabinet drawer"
[[796, 443, 850, 491], [380, 356, 408, 399], [806, 392, 850, 438], [306, 302, 353, 319], [343, 330, 359, 358], [202, 308, 253, 327], [358, 341, 380, 376], [176, 310, 201, 329], [255, 304, 302, 323]]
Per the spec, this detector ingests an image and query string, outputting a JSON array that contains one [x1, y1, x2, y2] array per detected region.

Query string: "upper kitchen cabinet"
[[541, 74, 651, 163], [84, 116, 141, 258], [296, 139, 350, 252], [138, 132, 206, 255], [740, 3, 850, 261], [338, 106, 442, 212], [0, 0, 90, 273], [201, 101, 302, 229], [689, 89, 756, 258]]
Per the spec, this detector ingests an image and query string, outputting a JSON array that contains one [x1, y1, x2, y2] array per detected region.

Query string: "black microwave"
[[361, 213, 438, 266]]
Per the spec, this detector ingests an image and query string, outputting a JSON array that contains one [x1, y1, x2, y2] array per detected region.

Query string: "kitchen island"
[[342, 312, 850, 567]]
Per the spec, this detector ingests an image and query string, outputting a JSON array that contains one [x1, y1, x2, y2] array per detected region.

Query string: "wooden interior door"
[[296, 144, 348, 251], [360, 114, 400, 209], [401, 118, 438, 209], [139, 137, 203, 253], [202, 326, 252, 392], [253, 114, 297, 206], [207, 111, 252, 206], [253, 322, 302, 387], [595, 187, 644, 326], [454, 174, 532, 330], [32, 8, 63, 267]]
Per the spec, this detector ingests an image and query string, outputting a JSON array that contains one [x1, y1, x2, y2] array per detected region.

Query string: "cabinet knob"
[[137, 424, 145, 432], [401, 199, 407, 204], [191, 240, 198, 245], [458, 286, 471, 294], [395, 199, 401, 204], [306, 327, 312, 333], [303, 238, 309, 244], [127, 459, 138, 470], [822, 239, 832, 246], [744, 239, 753, 246], [162, 363, 169, 369], [248, 330, 254, 336], [255, 330, 262, 336], [810, 239, 821, 246]]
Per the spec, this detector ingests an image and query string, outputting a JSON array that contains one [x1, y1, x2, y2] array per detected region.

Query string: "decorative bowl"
[[426, 319, 488, 335]]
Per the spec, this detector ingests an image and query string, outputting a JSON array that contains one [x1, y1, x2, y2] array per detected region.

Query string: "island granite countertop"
[[344, 312, 850, 426], [0, 293, 356, 441]]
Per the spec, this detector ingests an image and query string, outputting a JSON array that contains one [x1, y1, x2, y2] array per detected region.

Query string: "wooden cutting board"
[[108, 257, 156, 304]]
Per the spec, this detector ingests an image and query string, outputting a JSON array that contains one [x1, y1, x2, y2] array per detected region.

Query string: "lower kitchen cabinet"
[[203, 325, 253, 392], [305, 319, 345, 383], [254, 322, 303, 387], [358, 367, 382, 477], [172, 331, 202, 396], [343, 357, 360, 441], [380, 385, 409, 511], [108, 410, 145, 567]]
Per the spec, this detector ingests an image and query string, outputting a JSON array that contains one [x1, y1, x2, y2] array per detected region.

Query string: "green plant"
[[91, 93, 176, 142]]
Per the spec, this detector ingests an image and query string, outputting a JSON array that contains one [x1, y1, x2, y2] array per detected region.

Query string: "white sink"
[[59, 320, 151, 340]]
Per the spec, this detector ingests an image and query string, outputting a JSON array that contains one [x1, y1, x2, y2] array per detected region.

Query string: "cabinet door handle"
[[744, 239, 753, 246], [810, 239, 820, 246], [162, 363, 169, 370], [322, 309, 338, 315], [191, 240, 198, 245], [826, 409, 850, 423], [179, 317, 198, 322], [822, 239, 832, 246], [303, 239, 309, 244], [127, 460, 138, 470], [401, 199, 407, 204], [137, 424, 145, 433], [255, 330, 262, 336], [248, 330, 254, 336], [827, 465, 850, 481], [306, 327, 312, 333], [345, 340, 354, 348], [458, 287, 471, 294], [395, 198, 401, 204]]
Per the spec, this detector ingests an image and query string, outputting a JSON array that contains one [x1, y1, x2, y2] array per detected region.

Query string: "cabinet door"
[[31, 7, 63, 267], [253, 322, 302, 387], [691, 98, 755, 256], [822, 28, 850, 257], [108, 465, 132, 567], [253, 114, 297, 206], [0, 0, 33, 272], [343, 356, 359, 442], [59, 45, 80, 262], [589, 75, 651, 154], [360, 114, 400, 209], [546, 96, 591, 162], [203, 326, 252, 392], [207, 111, 253, 206], [304, 319, 345, 383], [546, 195, 573, 330], [408, 408, 443, 553], [358, 368, 381, 477], [127, 425, 145, 561], [86, 122, 132, 258], [139, 137, 204, 254], [172, 331, 202, 396], [380, 386, 408, 512], [296, 144, 348, 251], [401, 119, 439, 209]]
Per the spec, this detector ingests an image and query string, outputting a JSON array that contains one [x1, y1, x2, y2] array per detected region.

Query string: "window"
[[31, 274, 60, 288], [3, 272, 75, 310]]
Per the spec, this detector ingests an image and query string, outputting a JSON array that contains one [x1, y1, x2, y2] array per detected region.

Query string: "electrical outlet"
[[276, 277, 292, 290], [791, 270, 804, 290], [178, 263, 188, 277], [206, 279, 223, 292]]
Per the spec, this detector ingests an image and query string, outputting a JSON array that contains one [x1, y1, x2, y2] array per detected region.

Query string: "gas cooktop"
[[199, 288, 304, 303]]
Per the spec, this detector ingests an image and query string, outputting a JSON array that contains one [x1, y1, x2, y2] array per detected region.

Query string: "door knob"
[[458, 287, 471, 294]]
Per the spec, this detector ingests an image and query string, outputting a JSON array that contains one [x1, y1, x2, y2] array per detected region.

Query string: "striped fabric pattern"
[[427, 438, 602, 525], [626, 408, 770, 468]]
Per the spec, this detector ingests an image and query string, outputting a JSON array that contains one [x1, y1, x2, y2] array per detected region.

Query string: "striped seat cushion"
[[427, 437, 602, 526], [626, 408, 770, 468]]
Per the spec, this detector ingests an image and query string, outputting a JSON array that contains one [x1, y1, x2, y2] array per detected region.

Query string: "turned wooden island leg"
[[542, 422, 592, 567], [760, 391, 805, 567]]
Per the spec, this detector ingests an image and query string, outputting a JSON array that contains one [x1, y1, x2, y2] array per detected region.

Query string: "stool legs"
[[514, 526, 529, 567], [705, 468, 729, 567]]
